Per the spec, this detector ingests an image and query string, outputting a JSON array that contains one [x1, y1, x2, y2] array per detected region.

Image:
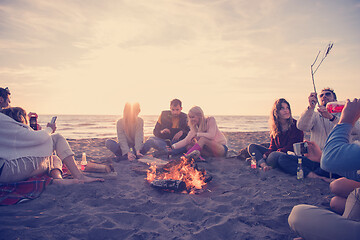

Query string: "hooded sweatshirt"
[[0, 113, 53, 161]]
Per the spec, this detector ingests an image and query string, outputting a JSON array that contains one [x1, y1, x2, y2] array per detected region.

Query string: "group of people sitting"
[[104, 98, 228, 162], [1, 86, 359, 239], [289, 98, 360, 239], [0, 90, 228, 186], [0, 87, 103, 185]]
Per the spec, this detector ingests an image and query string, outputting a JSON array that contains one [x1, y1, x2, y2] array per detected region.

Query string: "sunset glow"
[[1, 0, 359, 116]]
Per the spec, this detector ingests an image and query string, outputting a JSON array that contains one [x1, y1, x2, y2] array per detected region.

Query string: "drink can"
[[326, 101, 345, 113]]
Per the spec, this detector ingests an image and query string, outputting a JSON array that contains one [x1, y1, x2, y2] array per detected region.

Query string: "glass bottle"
[[251, 153, 257, 169], [297, 158, 304, 180], [80, 152, 87, 171], [165, 139, 172, 159]]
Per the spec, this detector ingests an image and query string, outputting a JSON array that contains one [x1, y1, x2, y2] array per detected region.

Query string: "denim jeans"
[[141, 136, 186, 156], [105, 139, 128, 160], [247, 143, 286, 168], [278, 154, 320, 177], [278, 154, 341, 178]]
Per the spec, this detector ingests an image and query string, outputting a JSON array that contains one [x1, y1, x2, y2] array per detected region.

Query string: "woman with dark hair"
[[1, 107, 28, 124], [105, 102, 144, 161], [247, 98, 304, 170], [0, 107, 103, 184]]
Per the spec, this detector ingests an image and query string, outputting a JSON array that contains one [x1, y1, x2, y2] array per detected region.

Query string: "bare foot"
[[78, 175, 104, 183], [307, 172, 332, 183], [52, 178, 82, 185], [260, 163, 272, 171]]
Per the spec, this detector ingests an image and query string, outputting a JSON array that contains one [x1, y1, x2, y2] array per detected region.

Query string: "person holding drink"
[[278, 88, 360, 180], [288, 98, 360, 240]]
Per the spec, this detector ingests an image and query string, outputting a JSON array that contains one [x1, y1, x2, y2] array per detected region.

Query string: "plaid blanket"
[[0, 173, 53, 206]]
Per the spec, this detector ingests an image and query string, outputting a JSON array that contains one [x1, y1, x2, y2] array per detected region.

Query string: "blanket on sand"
[[0, 173, 52, 206]]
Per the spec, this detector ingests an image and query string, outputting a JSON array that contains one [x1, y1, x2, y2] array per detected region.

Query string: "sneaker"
[[186, 150, 205, 161], [237, 148, 250, 160], [186, 150, 200, 159]]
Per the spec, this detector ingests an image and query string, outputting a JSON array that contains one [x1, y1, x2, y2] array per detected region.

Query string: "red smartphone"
[[29, 116, 38, 130]]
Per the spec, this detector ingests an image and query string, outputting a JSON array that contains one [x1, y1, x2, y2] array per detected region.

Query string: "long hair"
[[269, 98, 293, 138], [123, 102, 140, 141], [188, 106, 207, 132], [1, 107, 28, 124]]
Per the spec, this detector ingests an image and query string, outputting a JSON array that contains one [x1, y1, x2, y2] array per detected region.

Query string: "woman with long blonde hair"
[[247, 98, 304, 170], [105, 102, 144, 161], [171, 106, 227, 159]]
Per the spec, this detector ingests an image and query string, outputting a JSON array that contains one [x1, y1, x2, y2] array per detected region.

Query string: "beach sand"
[[0, 131, 331, 240]]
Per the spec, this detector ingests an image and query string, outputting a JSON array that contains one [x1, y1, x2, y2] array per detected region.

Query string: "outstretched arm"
[[321, 99, 360, 173]]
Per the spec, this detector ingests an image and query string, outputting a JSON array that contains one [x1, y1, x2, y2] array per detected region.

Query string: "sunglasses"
[[319, 92, 332, 98], [4, 87, 10, 95]]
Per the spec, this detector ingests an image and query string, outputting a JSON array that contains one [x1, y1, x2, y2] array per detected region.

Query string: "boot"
[[185, 143, 205, 161]]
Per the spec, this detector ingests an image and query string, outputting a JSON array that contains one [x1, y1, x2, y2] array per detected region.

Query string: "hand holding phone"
[[47, 116, 57, 133], [50, 116, 57, 124]]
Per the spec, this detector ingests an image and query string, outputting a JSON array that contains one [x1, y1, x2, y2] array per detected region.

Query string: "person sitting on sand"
[[105, 102, 144, 161], [295, 105, 360, 215], [277, 88, 359, 180], [171, 106, 227, 159], [328, 175, 360, 215], [303, 140, 360, 215], [0, 87, 11, 110], [247, 98, 304, 171], [0, 107, 103, 185], [288, 98, 360, 240], [141, 99, 190, 156]]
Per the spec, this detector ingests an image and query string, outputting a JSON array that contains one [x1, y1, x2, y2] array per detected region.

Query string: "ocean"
[[38, 115, 270, 139]]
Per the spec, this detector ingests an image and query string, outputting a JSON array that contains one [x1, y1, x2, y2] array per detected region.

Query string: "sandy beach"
[[0, 131, 331, 240]]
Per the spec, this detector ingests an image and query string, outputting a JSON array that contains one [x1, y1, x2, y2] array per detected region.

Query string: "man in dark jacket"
[[141, 99, 189, 156]]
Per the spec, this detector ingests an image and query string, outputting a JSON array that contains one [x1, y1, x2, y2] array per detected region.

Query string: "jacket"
[[153, 111, 189, 140]]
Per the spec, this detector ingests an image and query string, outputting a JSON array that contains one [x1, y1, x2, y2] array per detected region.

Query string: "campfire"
[[146, 155, 212, 194]]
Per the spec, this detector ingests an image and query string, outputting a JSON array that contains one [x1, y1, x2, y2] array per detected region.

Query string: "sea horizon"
[[37, 114, 272, 139]]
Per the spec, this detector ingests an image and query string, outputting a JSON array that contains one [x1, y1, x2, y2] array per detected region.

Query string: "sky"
[[1, 0, 359, 116]]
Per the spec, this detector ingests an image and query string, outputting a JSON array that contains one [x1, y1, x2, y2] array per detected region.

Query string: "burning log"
[[146, 155, 211, 194], [150, 179, 187, 192]]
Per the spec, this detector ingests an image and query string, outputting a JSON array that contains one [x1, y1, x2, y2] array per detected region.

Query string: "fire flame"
[[146, 156, 207, 194]]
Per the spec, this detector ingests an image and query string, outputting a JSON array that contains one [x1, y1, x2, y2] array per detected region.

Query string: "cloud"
[[0, 0, 359, 115]]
